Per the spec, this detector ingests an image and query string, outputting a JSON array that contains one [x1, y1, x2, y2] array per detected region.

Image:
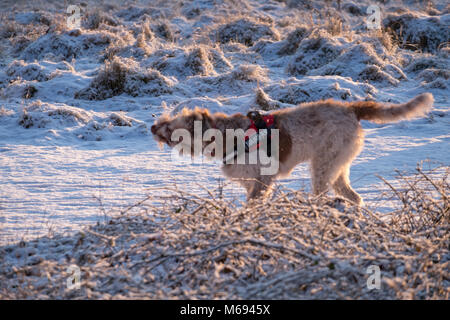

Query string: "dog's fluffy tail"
[[351, 93, 433, 123]]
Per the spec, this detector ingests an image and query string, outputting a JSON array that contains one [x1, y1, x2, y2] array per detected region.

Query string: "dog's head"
[[151, 107, 213, 151]]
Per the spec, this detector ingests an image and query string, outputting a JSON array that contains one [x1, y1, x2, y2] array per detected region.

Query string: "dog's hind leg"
[[310, 156, 342, 197], [332, 165, 363, 205], [310, 142, 361, 201], [311, 125, 364, 204]]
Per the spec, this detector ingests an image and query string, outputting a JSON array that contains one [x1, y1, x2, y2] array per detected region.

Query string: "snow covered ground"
[[0, 0, 448, 245]]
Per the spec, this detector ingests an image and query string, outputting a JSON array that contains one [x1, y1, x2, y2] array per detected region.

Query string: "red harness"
[[221, 113, 276, 163], [245, 114, 275, 152], [247, 114, 275, 131]]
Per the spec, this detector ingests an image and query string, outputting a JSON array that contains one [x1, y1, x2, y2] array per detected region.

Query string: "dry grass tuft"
[[229, 64, 267, 82], [376, 28, 396, 53], [85, 58, 127, 98], [154, 21, 175, 42], [0, 20, 23, 39], [75, 57, 173, 100], [185, 47, 215, 76], [253, 87, 279, 111], [277, 26, 310, 56], [384, 12, 449, 53], [286, 29, 343, 76], [83, 9, 118, 30], [136, 20, 154, 55], [323, 12, 343, 36], [214, 18, 280, 46], [22, 85, 37, 99]]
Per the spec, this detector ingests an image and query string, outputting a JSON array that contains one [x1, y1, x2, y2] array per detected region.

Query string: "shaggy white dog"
[[151, 93, 433, 205]]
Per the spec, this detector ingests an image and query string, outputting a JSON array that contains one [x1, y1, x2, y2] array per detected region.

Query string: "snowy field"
[[0, 0, 448, 247]]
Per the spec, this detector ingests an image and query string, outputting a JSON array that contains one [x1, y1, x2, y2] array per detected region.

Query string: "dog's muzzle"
[[151, 125, 176, 147], [151, 124, 166, 143]]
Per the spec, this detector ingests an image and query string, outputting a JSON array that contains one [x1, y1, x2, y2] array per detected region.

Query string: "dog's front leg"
[[246, 175, 275, 201], [222, 163, 274, 201]]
